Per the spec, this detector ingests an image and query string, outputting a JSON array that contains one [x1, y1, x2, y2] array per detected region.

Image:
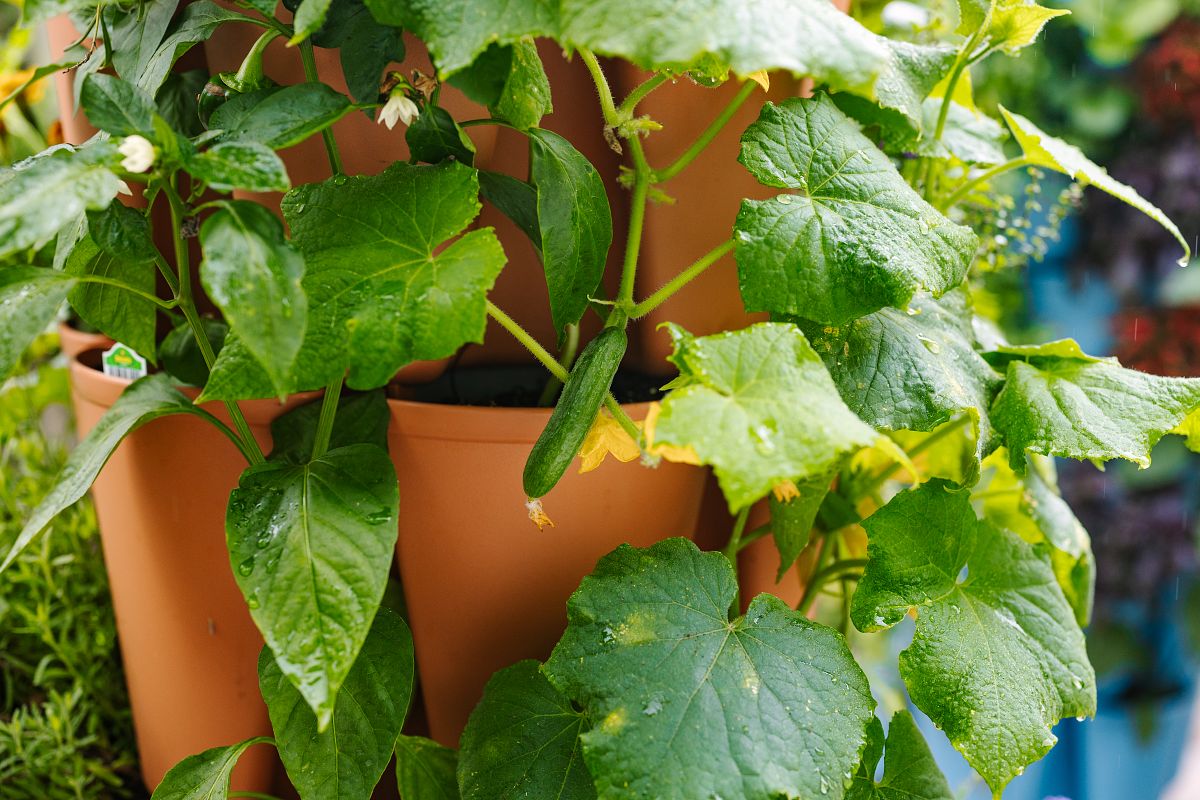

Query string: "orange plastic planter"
[[388, 398, 707, 745]]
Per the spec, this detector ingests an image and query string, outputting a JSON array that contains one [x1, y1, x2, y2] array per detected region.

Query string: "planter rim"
[[69, 350, 318, 425], [388, 397, 654, 444]]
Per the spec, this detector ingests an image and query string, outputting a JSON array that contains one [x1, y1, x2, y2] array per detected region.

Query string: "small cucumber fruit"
[[523, 326, 628, 498]]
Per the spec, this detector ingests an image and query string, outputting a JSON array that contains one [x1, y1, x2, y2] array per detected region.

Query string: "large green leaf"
[[395, 736, 459, 800], [852, 481, 1095, 793], [1000, 107, 1189, 264], [976, 451, 1094, 626], [199, 201, 307, 398], [205, 161, 505, 395], [447, 40, 552, 131], [185, 141, 291, 193], [653, 322, 877, 511], [986, 341, 1200, 471], [458, 660, 595, 800], [0, 266, 75, 380], [150, 738, 274, 800], [80, 73, 160, 139], [137, 1, 247, 97], [2, 375, 223, 572], [209, 84, 355, 150], [0, 147, 123, 259], [65, 231, 159, 360], [735, 94, 977, 324], [226, 443, 399, 728], [529, 128, 611, 339], [845, 712, 953, 800], [800, 289, 1002, 462], [368, 0, 891, 97], [87, 203, 158, 264], [260, 609, 414, 800], [544, 538, 875, 800]]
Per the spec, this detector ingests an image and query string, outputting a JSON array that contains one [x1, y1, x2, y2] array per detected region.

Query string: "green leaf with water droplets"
[[852, 480, 1095, 794], [150, 737, 275, 800], [2, 374, 221, 572], [458, 660, 595, 800], [986, 340, 1200, 471], [976, 451, 1095, 626], [226, 442, 399, 729], [367, 0, 890, 99], [0, 266, 75, 381], [544, 537, 876, 800], [845, 712, 953, 800], [0, 145, 123, 260], [800, 289, 1002, 468], [1001, 106, 1189, 265], [769, 473, 829, 581], [448, 40, 552, 131], [735, 94, 978, 324], [65, 230, 159, 361], [199, 201, 307, 399], [260, 609, 414, 800], [653, 322, 878, 512]]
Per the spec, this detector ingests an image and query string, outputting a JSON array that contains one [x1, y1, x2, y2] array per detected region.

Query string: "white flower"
[[118, 135, 156, 173], [378, 91, 419, 130], [881, 0, 930, 29]]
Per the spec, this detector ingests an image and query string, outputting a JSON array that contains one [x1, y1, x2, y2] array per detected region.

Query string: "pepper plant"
[[1, 0, 1197, 798]]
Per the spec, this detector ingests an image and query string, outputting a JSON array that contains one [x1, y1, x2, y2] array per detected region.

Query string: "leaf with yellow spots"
[[545, 537, 876, 800]]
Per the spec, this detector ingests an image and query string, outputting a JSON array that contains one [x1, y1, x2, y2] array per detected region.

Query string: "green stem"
[[939, 156, 1034, 211], [164, 178, 264, 465], [654, 80, 756, 183], [537, 323, 580, 407], [797, 532, 838, 616], [619, 164, 649, 307], [298, 40, 343, 175], [737, 521, 772, 550], [807, 558, 868, 593], [310, 375, 343, 460], [619, 73, 669, 115], [578, 49, 619, 127], [74, 275, 177, 309], [484, 301, 642, 444], [723, 506, 751, 617], [631, 239, 735, 318], [151, 252, 180, 295]]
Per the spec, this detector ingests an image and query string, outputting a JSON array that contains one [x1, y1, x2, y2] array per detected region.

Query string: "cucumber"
[[523, 326, 628, 498]]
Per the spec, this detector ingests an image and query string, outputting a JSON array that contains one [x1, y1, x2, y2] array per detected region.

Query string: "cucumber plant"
[[0, 0, 1196, 798]]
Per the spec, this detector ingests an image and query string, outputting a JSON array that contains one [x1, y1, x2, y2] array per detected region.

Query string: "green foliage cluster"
[[0, 1, 1198, 799]]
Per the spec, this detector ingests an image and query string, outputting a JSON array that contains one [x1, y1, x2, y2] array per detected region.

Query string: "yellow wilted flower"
[[578, 410, 641, 473], [524, 498, 555, 531], [772, 480, 800, 503], [746, 70, 770, 92]]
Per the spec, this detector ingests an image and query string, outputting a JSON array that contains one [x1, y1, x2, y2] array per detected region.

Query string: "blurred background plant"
[[0, 1, 140, 796]]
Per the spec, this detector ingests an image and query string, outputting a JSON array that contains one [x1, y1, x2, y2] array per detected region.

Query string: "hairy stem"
[[579, 49, 619, 127], [619, 73, 669, 116], [939, 156, 1035, 211], [654, 80, 756, 183], [631, 239, 735, 318]]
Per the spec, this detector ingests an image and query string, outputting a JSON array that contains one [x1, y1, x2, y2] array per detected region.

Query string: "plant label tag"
[[101, 343, 148, 381]]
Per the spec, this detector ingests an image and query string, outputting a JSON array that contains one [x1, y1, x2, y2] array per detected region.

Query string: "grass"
[[0, 333, 142, 799]]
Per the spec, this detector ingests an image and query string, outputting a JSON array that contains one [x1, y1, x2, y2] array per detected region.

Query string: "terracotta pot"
[[68, 352, 309, 791], [57, 320, 114, 361], [45, 15, 96, 145], [388, 396, 707, 745]]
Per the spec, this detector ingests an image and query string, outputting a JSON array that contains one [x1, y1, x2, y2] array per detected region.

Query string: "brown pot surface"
[[68, 354, 309, 791], [388, 398, 707, 745]]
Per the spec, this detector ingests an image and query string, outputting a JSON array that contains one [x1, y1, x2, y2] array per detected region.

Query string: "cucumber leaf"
[[653, 322, 878, 511], [1000, 106, 1189, 265], [735, 94, 977, 324], [544, 538, 876, 800], [845, 712, 953, 800], [852, 481, 1095, 794]]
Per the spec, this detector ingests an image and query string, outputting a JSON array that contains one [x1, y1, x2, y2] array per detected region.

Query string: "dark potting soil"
[[404, 364, 669, 408]]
